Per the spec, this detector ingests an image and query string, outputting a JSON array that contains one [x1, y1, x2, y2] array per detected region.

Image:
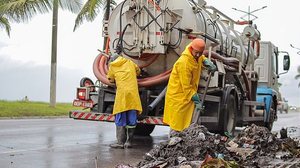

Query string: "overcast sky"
[[0, 0, 299, 106]]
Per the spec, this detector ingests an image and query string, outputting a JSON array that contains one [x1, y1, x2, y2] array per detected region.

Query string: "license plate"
[[73, 100, 93, 108]]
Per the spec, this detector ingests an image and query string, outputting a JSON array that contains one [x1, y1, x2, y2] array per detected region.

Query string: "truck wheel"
[[265, 102, 275, 130], [134, 124, 155, 136], [80, 77, 95, 91], [223, 94, 237, 136]]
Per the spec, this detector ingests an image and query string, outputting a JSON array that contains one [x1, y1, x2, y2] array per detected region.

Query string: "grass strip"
[[0, 100, 82, 117]]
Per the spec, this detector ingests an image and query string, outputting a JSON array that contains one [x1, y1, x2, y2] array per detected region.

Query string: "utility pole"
[[50, 0, 58, 107], [103, 0, 111, 50]]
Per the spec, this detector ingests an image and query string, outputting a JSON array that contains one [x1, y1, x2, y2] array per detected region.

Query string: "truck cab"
[[254, 41, 290, 128]]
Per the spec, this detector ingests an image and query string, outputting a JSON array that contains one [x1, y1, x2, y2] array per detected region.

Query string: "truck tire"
[[80, 77, 94, 87], [134, 124, 155, 136], [223, 94, 237, 136], [80, 77, 95, 91], [265, 101, 275, 130]]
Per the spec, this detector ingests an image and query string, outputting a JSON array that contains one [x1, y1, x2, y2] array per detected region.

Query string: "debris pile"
[[137, 124, 232, 168], [227, 124, 300, 167], [117, 124, 300, 168]]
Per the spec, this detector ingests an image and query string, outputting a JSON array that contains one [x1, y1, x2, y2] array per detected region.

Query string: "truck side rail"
[[69, 110, 167, 126], [70, 110, 220, 125]]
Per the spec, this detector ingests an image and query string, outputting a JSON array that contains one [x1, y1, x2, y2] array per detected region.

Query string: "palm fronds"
[[73, 0, 104, 31], [0, 0, 83, 36], [73, 0, 116, 31], [0, 16, 11, 36], [59, 0, 82, 14], [0, 0, 52, 23]]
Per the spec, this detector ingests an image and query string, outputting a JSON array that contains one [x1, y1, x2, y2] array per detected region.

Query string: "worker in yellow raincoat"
[[107, 54, 142, 148], [163, 38, 216, 132]]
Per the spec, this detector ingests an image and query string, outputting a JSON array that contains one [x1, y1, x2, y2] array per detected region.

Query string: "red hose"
[[94, 49, 244, 87], [139, 54, 159, 68], [203, 50, 239, 69], [93, 54, 112, 86], [251, 40, 260, 57], [93, 53, 171, 87]]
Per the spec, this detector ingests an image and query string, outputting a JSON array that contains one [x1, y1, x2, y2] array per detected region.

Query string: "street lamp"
[[232, 5, 267, 22]]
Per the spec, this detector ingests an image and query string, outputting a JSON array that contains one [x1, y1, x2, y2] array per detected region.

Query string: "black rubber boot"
[[110, 126, 126, 149], [124, 127, 135, 148], [169, 128, 179, 138]]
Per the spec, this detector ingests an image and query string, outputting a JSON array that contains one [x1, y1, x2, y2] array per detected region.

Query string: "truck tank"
[[94, 0, 260, 87]]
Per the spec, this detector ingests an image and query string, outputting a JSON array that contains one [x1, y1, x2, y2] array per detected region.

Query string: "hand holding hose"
[[203, 59, 217, 74]]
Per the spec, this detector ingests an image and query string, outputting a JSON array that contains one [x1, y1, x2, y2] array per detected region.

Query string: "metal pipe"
[[148, 87, 167, 111], [205, 6, 250, 26], [189, 31, 219, 44]]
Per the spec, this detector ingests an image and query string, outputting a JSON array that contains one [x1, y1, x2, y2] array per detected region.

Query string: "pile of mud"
[[117, 124, 300, 168]]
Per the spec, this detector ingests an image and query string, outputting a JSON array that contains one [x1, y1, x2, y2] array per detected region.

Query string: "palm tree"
[[73, 0, 116, 49], [0, 0, 25, 37], [0, 16, 10, 36], [0, 0, 52, 34], [296, 66, 300, 87], [0, 0, 82, 107]]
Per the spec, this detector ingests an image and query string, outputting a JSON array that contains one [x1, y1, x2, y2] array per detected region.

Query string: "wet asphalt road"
[[0, 118, 169, 168], [0, 111, 299, 168], [273, 111, 300, 131]]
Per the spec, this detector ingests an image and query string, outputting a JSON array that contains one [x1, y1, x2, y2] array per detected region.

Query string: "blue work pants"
[[115, 110, 137, 127]]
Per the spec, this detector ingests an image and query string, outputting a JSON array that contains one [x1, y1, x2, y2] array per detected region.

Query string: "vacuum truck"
[[70, 0, 290, 135]]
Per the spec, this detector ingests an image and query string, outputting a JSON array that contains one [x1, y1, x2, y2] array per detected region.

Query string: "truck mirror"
[[283, 55, 290, 71]]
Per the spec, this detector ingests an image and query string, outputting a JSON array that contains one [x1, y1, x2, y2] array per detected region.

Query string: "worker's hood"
[[181, 43, 201, 63], [109, 56, 127, 67]]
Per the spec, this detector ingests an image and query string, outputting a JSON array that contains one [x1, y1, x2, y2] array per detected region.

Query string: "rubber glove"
[[195, 103, 202, 112], [192, 93, 201, 104], [203, 59, 217, 73]]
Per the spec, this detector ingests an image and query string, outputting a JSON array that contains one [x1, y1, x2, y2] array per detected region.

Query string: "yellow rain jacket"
[[107, 57, 142, 115], [163, 44, 207, 131]]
